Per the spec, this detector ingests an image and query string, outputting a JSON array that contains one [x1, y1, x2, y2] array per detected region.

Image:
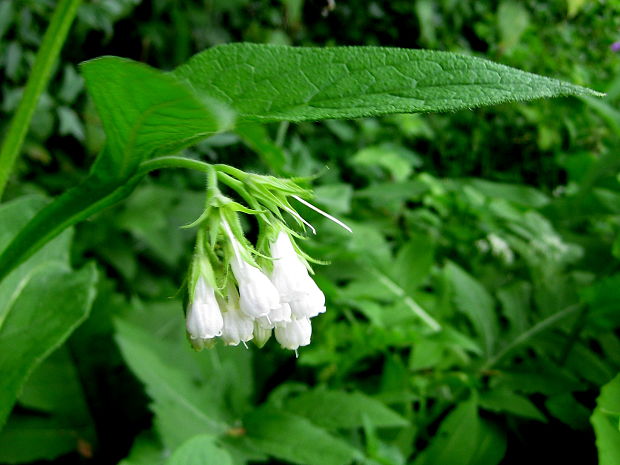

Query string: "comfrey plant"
[[183, 166, 350, 353]]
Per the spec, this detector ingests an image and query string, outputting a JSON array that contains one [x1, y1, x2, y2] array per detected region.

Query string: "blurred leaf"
[[173, 43, 600, 124], [546, 393, 590, 430], [314, 184, 353, 214], [393, 234, 435, 294], [243, 406, 359, 465], [0, 416, 80, 464], [497, 1, 530, 52], [592, 373, 620, 465], [284, 389, 408, 430], [236, 123, 287, 174], [165, 434, 233, 465], [352, 144, 420, 182], [445, 262, 498, 355], [413, 398, 506, 465], [468, 179, 549, 208], [497, 282, 530, 337], [480, 388, 546, 422], [57, 106, 85, 141]]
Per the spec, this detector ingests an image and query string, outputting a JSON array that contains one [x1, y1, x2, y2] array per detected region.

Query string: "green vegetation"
[[0, 1, 619, 464]]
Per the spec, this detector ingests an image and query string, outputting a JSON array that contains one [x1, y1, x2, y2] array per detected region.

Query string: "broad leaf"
[[0, 262, 98, 428], [173, 43, 601, 122], [284, 389, 409, 430], [81, 57, 234, 181], [242, 406, 359, 465], [0, 197, 98, 429], [591, 373, 620, 465]]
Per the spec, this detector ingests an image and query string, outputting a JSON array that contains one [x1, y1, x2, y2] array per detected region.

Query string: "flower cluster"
[[183, 165, 349, 353], [186, 228, 324, 352]]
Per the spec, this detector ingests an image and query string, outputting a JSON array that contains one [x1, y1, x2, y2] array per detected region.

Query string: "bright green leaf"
[[165, 434, 233, 465], [173, 44, 600, 124], [592, 373, 620, 465], [80, 57, 235, 181]]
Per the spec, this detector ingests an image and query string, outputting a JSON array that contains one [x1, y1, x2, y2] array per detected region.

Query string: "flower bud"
[[253, 321, 272, 348], [186, 276, 224, 346], [275, 317, 312, 351]]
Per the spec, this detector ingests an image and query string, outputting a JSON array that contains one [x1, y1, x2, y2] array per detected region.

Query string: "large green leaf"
[[81, 57, 234, 181], [592, 373, 620, 465], [173, 43, 600, 122], [0, 262, 98, 428], [284, 389, 409, 430], [0, 196, 98, 429], [242, 406, 359, 465]]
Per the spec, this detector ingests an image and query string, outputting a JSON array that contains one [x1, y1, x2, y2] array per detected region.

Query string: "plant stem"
[[482, 303, 582, 370], [0, 0, 82, 199]]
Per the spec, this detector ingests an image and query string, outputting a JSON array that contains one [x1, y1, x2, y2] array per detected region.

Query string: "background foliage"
[[1, 0, 620, 464]]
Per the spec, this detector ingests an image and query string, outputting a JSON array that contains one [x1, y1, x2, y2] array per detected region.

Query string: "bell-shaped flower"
[[257, 302, 292, 329], [223, 219, 282, 319], [231, 258, 281, 319], [221, 290, 254, 346], [275, 316, 312, 351], [270, 232, 326, 319], [186, 276, 224, 346]]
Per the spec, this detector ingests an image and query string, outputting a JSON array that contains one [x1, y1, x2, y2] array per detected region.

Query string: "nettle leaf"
[[173, 43, 601, 123], [80, 57, 234, 181], [591, 373, 620, 465]]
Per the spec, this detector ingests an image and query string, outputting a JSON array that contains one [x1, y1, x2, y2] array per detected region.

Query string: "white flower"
[[270, 232, 326, 319], [257, 302, 292, 329], [223, 219, 282, 319], [186, 276, 224, 343], [221, 292, 254, 346], [275, 316, 312, 351], [231, 258, 281, 318]]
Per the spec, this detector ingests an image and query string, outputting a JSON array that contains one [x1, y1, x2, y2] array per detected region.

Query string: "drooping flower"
[[220, 288, 254, 346], [223, 219, 282, 319], [186, 276, 224, 347], [231, 258, 282, 319], [274, 316, 312, 350], [270, 231, 326, 319]]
